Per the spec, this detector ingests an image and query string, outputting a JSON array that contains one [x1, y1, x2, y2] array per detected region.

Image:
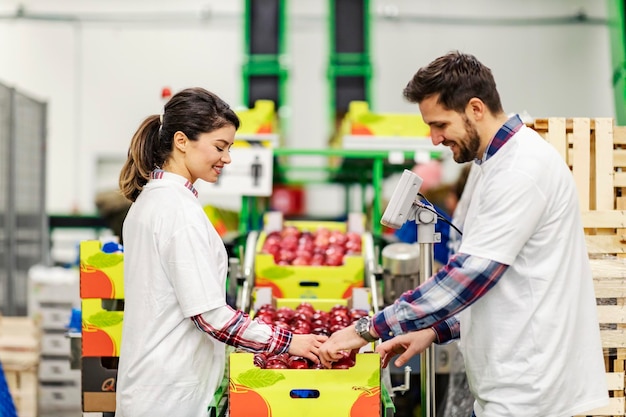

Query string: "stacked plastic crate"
[[27, 265, 81, 413]]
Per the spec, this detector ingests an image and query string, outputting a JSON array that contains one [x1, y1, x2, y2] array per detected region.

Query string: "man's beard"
[[453, 116, 481, 163]]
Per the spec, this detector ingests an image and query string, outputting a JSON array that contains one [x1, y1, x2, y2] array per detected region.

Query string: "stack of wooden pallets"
[[529, 118, 625, 417], [0, 316, 41, 417]]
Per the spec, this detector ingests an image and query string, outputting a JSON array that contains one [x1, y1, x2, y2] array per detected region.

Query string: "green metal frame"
[[242, 0, 287, 57], [326, 0, 373, 124], [239, 0, 289, 242], [608, 0, 626, 125], [326, 63, 374, 123], [238, 148, 442, 237], [242, 0, 288, 134], [328, 0, 371, 59]]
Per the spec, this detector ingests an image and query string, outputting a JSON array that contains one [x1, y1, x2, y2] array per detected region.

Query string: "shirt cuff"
[[431, 316, 460, 344], [372, 310, 395, 342], [269, 325, 292, 354]]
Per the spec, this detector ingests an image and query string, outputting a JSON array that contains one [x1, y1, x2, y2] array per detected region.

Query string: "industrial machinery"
[[381, 243, 420, 305]]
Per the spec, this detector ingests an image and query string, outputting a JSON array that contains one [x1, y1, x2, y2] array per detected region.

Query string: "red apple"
[[274, 321, 291, 331], [262, 242, 280, 256], [288, 356, 309, 369], [312, 310, 329, 321], [332, 352, 355, 369], [296, 302, 315, 313], [275, 307, 295, 322], [350, 309, 369, 321], [265, 361, 289, 369], [329, 323, 347, 334], [254, 352, 269, 368], [291, 257, 310, 266], [278, 249, 296, 263], [311, 318, 328, 328], [310, 255, 325, 266], [345, 239, 362, 254], [255, 313, 275, 324], [280, 235, 298, 251], [291, 321, 311, 334], [281, 225, 300, 238], [329, 231, 348, 246], [265, 353, 289, 369], [314, 234, 330, 250], [312, 326, 330, 337]]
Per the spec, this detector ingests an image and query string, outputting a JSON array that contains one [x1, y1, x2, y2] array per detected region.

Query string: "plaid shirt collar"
[[150, 169, 198, 198], [475, 114, 523, 165]]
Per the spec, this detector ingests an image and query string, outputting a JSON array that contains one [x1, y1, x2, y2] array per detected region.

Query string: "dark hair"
[[403, 51, 503, 115], [119, 87, 240, 201]]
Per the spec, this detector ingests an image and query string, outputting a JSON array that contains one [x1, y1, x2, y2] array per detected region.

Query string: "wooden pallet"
[[4, 368, 37, 417], [0, 317, 41, 417], [528, 119, 626, 416], [528, 118, 626, 258], [575, 258, 626, 417]]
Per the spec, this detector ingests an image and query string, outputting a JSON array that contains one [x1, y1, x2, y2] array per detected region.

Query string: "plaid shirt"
[[191, 306, 292, 354], [373, 114, 523, 343]]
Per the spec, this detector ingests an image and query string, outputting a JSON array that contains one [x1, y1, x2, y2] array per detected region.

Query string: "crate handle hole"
[[289, 389, 320, 399]]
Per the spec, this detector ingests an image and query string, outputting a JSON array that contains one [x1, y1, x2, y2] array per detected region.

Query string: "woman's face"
[[184, 125, 236, 184]]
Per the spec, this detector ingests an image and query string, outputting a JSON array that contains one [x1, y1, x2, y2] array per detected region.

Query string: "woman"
[[117, 87, 327, 416]]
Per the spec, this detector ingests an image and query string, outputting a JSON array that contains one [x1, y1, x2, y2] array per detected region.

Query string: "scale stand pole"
[[415, 206, 439, 417]]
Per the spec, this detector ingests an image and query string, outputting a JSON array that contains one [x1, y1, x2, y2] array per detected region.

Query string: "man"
[[319, 51, 608, 417]]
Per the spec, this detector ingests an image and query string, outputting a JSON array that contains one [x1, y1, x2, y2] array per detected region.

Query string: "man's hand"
[[375, 328, 437, 368], [318, 324, 368, 368]]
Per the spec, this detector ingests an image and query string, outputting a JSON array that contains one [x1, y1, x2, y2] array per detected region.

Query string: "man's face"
[[419, 95, 481, 163]]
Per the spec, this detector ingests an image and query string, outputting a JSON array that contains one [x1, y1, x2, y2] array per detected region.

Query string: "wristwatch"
[[355, 317, 378, 343]]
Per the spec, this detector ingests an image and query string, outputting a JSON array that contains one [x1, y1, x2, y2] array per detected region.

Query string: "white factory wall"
[[0, 0, 613, 218]]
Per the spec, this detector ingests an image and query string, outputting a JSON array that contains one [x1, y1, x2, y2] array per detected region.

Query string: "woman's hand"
[[288, 334, 329, 364]]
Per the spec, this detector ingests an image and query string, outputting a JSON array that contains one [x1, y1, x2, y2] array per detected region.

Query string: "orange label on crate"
[[80, 240, 124, 299]]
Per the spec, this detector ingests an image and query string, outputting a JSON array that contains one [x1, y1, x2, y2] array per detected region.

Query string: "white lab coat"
[[116, 172, 228, 417], [458, 125, 608, 416]]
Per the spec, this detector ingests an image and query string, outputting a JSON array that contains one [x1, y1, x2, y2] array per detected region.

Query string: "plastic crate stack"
[[27, 265, 81, 413], [79, 240, 123, 413]]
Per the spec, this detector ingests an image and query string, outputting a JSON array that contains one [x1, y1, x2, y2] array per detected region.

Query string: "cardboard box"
[[232, 290, 379, 416], [81, 356, 118, 412], [83, 392, 116, 412], [254, 219, 365, 299], [80, 240, 124, 299], [81, 298, 123, 357], [229, 352, 380, 417], [251, 286, 372, 314]]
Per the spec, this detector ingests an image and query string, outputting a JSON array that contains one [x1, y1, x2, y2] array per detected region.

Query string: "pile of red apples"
[[260, 226, 362, 266], [253, 301, 369, 370]]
